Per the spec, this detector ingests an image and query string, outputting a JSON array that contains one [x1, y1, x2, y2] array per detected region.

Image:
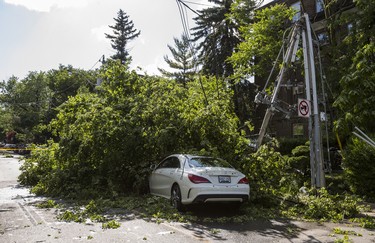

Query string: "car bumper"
[[182, 185, 250, 204], [192, 194, 249, 203]]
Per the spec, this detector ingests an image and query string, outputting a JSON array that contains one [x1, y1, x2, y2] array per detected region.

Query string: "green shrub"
[[343, 137, 375, 199], [287, 142, 310, 178], [278, 137, 308, 155], [18, 142, 59, 190]]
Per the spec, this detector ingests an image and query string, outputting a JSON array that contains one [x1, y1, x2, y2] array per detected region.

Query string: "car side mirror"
[[150, 164, 157, 171]]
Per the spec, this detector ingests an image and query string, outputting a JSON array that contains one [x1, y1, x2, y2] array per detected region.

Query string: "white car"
[[149, 154, 250, 211]]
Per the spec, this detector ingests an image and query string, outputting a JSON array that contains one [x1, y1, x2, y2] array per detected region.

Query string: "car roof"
[[170, 154, 213, 160]]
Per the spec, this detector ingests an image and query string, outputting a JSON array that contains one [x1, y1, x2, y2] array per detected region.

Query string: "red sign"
[[298, 99, 310, 118]]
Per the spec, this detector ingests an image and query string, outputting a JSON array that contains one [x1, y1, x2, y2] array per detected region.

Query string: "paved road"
[[1, 154, 374, 242]]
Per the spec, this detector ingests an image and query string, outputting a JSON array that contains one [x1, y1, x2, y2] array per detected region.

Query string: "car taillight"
[[238, 177, 249, 184], [188, 174, 211, 184]]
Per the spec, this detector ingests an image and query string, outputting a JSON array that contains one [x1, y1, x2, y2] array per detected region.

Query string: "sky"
[[0, 0, 272, 82]]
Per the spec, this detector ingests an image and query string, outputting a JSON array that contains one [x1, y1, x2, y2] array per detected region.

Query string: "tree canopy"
[[105, 9, 140, 64], [229, 4, 295, 81], [191, 0, 245, 78], [0, 66, 96, 143], [332, 0, 375, 135], [158, 34, 197, 87]]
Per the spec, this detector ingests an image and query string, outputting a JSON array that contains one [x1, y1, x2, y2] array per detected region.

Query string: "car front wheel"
[[171, 184, 185, 212]]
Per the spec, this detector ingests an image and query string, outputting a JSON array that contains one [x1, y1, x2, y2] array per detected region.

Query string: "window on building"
[[317, 32, 329, 45], [293, 85, 304, 95], [316, 0, 324, 13], [293, 123, 304, 136], [291, 1, 301, 22]]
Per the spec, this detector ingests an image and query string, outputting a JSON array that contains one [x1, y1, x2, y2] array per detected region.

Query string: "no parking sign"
[[298, 98, 311, 118]]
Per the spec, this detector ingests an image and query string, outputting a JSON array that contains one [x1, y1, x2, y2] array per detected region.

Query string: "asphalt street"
[[1, 154, 374, 242]]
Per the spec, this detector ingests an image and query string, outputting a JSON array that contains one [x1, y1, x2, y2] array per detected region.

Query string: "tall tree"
[[0, 76, 18, 109], [228, 4, 294, 124], [0, 66, 97, 143], [46, 65, 96, 122], [158, 34, 197, 87], [191, 0, 240, 78], [105, 9, 140, 64], [333, 0, 375, 134], [230, 0, 258, 27], [0, 76, 19, 138], [229, 4, 294, 80], [0, 72, 50, 142], [190, 0, 258, 124]]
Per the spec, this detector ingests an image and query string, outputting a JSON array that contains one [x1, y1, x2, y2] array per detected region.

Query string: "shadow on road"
[[178, 203, 323, 242]]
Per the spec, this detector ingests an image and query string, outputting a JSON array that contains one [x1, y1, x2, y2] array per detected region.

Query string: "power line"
[[176, 0, 191, 39], [175, 0, 209, 105], [176, 0, 201, 16], [180, 0, 213, 7]]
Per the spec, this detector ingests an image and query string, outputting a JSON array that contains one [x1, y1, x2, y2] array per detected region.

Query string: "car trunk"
[[194, 167, 241, 186]]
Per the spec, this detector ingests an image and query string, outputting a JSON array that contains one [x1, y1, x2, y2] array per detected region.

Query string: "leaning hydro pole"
[[302, 13, 325, 187], [254, 13, 325, 188]]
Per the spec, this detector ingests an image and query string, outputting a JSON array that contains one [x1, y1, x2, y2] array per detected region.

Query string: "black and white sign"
[[298, 98, 311, 118]]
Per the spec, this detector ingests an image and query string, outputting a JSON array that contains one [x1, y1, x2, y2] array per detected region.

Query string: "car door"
[[149, 156, 181, 197]]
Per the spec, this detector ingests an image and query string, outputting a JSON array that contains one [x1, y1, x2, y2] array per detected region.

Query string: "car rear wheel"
[[171, 184, 185, 212]]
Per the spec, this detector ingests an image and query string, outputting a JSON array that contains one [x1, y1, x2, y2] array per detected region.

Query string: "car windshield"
[[188, 157, 233, 168]]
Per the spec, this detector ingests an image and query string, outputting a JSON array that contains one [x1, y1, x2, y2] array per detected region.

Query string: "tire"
[[171, 184, 185, 212]]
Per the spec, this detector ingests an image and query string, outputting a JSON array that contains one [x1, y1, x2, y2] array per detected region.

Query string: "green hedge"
[[343, 137, 375, 199]]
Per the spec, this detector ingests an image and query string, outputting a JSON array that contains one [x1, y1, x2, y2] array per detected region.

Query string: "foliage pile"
[[19, 60, 248, 198], [49, 200, 119, 228], [35, 192, 374, 229], [330, 227, 363, 243], [241, 140, 303, 203], [285, 188, 366, 221]]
